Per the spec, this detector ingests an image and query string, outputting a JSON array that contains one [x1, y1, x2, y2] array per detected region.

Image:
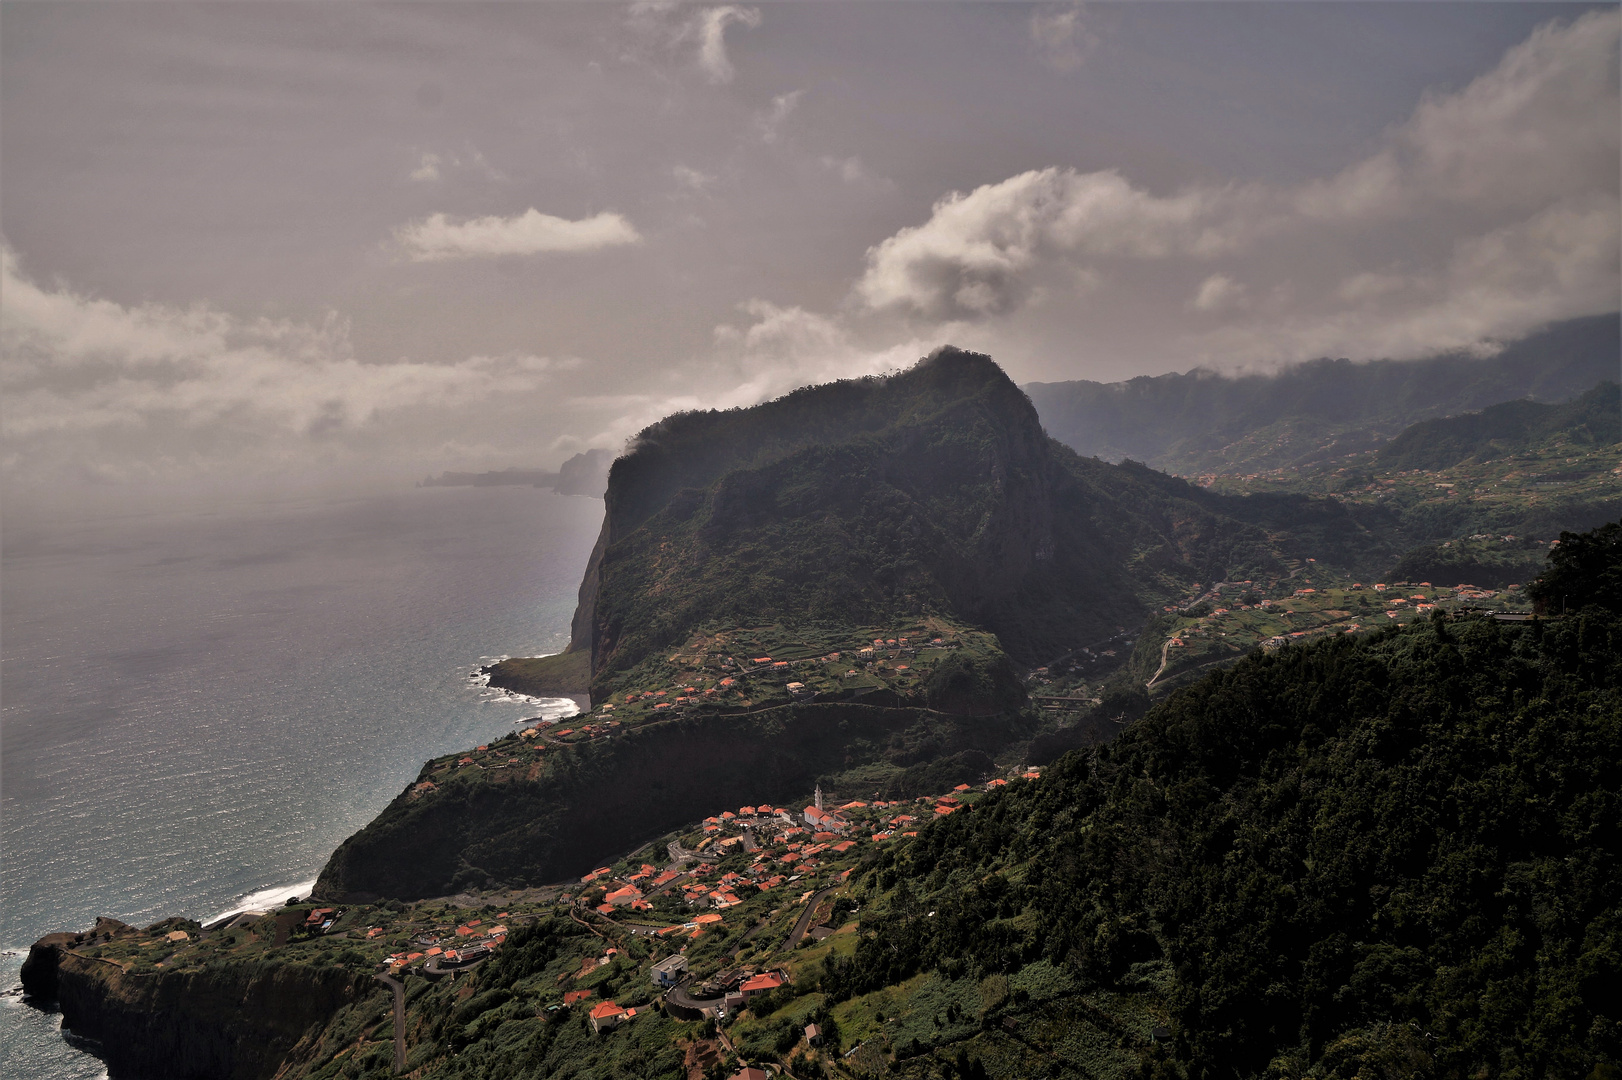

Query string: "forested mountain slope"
[[571, 347, 1378, 694], [326, 349, 1395, 900], [1024, 314, 1619, 475], [1378, 381, 1620, 471], [822, 523, 1622, 1078]]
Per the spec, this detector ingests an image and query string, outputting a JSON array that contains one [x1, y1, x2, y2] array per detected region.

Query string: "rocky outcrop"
[[21, 932, 375, 1080]]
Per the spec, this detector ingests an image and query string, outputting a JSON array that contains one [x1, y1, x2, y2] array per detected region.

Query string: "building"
[[652, 953, 688, 988], [590, 1000, 635, 1033], [739, 970, 787, 999]]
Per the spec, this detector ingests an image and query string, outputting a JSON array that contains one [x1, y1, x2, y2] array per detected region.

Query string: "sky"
[[1, 2, 1617, 501]]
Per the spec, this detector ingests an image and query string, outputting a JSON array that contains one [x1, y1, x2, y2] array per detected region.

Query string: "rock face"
[[573, 346, 1207, 692], [313, 700, 1028, 900], [21, 929, 374, 1080]]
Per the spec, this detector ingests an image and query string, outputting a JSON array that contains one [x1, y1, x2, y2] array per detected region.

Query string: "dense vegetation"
[[583, 347, 1394, 692], [821, 524, 1622, 1078], [1377, 382, 1620, 471], [1024, 314, 1617, 475]]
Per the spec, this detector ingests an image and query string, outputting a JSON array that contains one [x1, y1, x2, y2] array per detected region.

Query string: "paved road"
[[666, 976, 729, 1013], [668, 840, 720, 864], [373, 973, 405, 1073], [1145, 637, 1172, 691], [781, 886, 837, 952]]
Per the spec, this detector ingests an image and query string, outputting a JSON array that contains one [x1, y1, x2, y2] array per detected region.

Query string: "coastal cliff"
[[21, 923, 375, 1080], [312, 698, 1028, 901]]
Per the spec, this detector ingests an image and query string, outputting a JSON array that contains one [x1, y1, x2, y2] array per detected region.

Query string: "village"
[[1017, 558, 1538, 710], [442, 620, 1007, 780], [59, 764, 1055, 1078]]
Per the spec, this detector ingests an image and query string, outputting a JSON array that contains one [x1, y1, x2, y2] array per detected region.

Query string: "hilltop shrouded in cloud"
[[0, 3, 1615, 495]]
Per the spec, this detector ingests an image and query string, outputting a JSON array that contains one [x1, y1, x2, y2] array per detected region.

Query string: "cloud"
[[1189, 274, 1247, 313], [394, 208, 642, 261], [692, 5, 761, 83], [627, 3, 761, 84], [856, 9, 1619, 363], [0, 248, 565, 483], [407, 148, 506, 185], [410, 152, 442, 182], [673, 165, 715, 192], [567, 300, 933, 451], [858, 168, 1245, 317], [756, 89, 803, 143], [1029, 6, 1094, 72]]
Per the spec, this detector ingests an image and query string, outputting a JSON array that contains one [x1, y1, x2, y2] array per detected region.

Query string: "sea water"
[[0, 486, 603, 1077]]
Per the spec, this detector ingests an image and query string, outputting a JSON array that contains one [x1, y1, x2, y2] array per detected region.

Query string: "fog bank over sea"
[[1, 486, 603, 1078]]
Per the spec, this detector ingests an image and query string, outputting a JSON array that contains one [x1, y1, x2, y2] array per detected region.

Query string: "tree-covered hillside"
[[579, 347, 1398, 695], [1024, 314, 1618, 476], [1377, 382, 1620, 472], [820, 523, 1622, 1078]]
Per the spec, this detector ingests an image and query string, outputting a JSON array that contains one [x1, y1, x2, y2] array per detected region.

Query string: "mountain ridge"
[[1024, 313, 1620, 475]]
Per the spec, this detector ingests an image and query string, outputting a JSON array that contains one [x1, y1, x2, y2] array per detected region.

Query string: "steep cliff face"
[[576, 348, 1116, 690], [313, 699, 1028, 901], [21, 934, 374, 1080]]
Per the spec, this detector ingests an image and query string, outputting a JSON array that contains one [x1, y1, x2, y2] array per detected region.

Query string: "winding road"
[[373, 973, 406, 1073], [779, 886, 836, 952]]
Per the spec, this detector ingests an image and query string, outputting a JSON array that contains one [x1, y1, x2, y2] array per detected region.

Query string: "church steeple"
[[814, 784, 823, 812]]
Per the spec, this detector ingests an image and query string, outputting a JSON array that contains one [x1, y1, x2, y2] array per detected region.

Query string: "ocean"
[[0, 485, 604, 1078]]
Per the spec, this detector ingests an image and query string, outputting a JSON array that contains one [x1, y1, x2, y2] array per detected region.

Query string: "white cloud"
[[410, 152, 442, 182], [1029, 6, 1094, 72], [627, 3, 762, 84], [406, 148, 506, 185], [394, 208, 642, 261], [0, 248, 565, 482], [857, 9, 1620, 362], [858, 168, 1247, 318], [673, 165, 715, 192], [822, 157, 860, 183], [1189, 274, 1246, 313], [687, 5, 762, 84], [568, 300, 933, 451], [756, 89, 803, 143]]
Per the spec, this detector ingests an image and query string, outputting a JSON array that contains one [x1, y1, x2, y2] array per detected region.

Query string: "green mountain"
[[1376, 381, 1620, 472], [574, 347, 1307, 685], [1024, 314, 1619, 476], [315, 349, 1399, 903], [818, 555, 1621, 1077]]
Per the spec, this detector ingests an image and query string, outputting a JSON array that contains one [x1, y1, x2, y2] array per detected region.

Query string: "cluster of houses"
[[374, 916, 511, 975], [575, 778, 1042, 937], [575, 633, 960, 726]]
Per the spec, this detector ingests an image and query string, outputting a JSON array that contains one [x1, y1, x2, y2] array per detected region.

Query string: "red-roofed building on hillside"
[[739, 970, 787, 998], [590, 1000, 637, 1033], [604, 885, 644, 907]]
